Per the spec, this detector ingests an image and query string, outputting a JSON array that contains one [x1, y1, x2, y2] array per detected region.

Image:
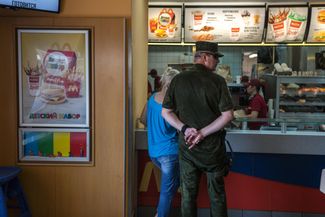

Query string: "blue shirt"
[[147, 93, 178, 158]]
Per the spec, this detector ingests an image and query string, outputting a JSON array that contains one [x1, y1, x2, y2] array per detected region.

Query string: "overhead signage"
[[184, 6, 266, 43], [266, 6, 308, 43], [148, 6, 182, 43], [307, 6, 325, 43], [0, 0, 60, 13]]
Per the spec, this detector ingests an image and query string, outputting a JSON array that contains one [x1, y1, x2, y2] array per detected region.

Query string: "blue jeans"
[[151, 155, 180, 217]]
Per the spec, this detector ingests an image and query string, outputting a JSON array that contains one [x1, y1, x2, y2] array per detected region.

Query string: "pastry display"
[[297, 99, 306, 104], [277, 76, 325, 118], [287, 83, 300, 89]]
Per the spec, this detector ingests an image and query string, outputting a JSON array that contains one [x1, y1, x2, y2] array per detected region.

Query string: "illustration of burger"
[[313, 31, 325, 42], [318, 10, 325, 24], [40, 88, 66, 104]]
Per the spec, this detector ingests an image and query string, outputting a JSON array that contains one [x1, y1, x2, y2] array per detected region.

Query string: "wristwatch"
[[181, 124, 189, 135]]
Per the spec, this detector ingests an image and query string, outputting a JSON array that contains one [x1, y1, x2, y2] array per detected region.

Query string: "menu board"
[[307, 6, 325, 43], [266, 6, 308, 43], [184, 7, 266, 43], [148, 6, 182, 43]]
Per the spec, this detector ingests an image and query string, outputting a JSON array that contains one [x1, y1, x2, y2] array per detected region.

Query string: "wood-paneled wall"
[[0, 17, 126, 217]]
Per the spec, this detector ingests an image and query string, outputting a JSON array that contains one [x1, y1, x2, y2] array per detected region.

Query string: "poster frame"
[[18, 128, 91, 163], [17, 28, 90, 128]]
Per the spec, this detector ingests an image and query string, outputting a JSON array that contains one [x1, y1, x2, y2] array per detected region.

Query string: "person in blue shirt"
[[140, 67, 180, 217]]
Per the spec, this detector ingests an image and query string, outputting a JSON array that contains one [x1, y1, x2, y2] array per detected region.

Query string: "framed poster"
[[184, 6, 266, 43], [148, 5, 182, 43], [18, 128, 90, 163], [306, 5, 325, 43], [17, 29, 90, 127], [265, 6, 308, 43]]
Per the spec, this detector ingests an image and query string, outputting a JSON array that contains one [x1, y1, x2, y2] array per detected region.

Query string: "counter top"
[[135, 129, 325, 155]]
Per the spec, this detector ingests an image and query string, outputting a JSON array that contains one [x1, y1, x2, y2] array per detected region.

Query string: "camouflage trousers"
[[179, 154, 228, 217]]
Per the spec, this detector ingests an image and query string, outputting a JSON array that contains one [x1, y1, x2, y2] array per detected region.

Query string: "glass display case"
[[230, 117, 325, 133], [275, 75, 325, 119]]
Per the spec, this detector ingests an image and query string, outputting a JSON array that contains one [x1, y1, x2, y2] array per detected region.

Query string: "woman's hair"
[[160, 67, 180, 89]]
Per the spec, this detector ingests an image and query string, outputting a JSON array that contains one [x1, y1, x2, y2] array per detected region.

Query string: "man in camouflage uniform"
[[162, 41, 234, 217]]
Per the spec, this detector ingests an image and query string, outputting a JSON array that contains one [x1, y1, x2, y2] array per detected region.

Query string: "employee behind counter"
[[234, 78, 268, 130]]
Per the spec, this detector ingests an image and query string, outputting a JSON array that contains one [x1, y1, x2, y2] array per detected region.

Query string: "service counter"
[[136, 121, 325, 216], [136, 127, 325, 155]]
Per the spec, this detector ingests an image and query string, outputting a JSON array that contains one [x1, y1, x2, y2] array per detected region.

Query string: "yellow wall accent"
[[53, 133, 70, 157], [132, 0, 148, 128], [139, 161, 161, 192]]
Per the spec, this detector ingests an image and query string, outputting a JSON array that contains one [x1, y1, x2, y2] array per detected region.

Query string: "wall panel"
[[0, 17, 126, 217]]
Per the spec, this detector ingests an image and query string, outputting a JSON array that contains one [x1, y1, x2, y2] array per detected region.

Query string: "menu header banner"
[[266, 6, 308, 43], [307, 6, 325, 43], [184, 6, 266, 43], [148, 6, 182, 43]]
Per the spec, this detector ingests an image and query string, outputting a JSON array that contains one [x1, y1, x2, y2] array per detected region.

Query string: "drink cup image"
[[149, 18, 158, 33], [193, 10, 204, 27], [167, 24, 176, 38], [254, 14, 261, 25], [27, 74, 42, 96], [286, 10, 306, 41], [269, 8, 290, 42], [230, 23, 241, 41], [24, 63, 43, 97], [271, 21, 287, 42]]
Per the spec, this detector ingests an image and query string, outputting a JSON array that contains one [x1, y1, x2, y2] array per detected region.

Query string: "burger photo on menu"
[[318, 10, 325, 24], [308, 8, 325, 43], [313, 31, 325, 42]]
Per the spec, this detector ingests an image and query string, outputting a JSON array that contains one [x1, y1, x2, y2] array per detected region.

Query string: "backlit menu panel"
[[266, 6, 308, 43], [184, 6, 266, 43], [148, 6, 182, 43], [307, 6, 325, 43]]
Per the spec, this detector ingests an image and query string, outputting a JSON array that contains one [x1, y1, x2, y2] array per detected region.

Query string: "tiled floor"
[[137, 207, 325, 217]]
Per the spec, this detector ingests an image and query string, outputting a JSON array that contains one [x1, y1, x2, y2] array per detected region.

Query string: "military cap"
[[195, 41, 224, 58]]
